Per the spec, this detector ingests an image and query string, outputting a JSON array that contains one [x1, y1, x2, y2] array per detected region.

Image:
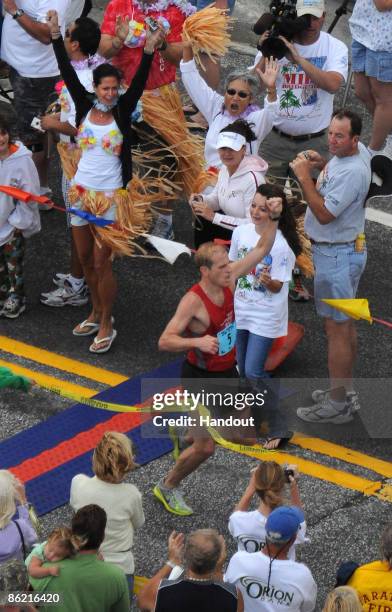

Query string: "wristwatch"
[[12, 8, 25, 19]]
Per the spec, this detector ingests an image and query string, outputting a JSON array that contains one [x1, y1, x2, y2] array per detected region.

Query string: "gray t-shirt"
[[304, 142, 371, 243]]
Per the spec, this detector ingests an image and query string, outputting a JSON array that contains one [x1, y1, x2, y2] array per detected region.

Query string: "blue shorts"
[[312, 242, 367, 322], [352, 39, 392, 82], [190, 0, 235, 14]]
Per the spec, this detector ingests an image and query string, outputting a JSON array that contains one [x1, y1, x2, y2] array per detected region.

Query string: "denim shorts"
[[190, 0, 235, 13], [352, 39, 392, 82], [312, 242, 367, 321]]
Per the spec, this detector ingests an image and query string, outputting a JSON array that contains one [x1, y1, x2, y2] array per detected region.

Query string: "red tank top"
[[186, 284, 236, 372]]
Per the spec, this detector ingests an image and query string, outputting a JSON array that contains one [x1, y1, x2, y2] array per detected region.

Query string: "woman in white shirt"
[[180, 39, 279, 171], [229, 183, 301, 448], [70, 431, 145, 597], [228, 461, 307, 560], [190, 119, 267, 247]]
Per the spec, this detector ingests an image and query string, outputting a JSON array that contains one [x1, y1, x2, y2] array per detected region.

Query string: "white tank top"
[[74, 112, 123, 191]]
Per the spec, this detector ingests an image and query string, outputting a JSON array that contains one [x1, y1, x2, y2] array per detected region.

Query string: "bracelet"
[[165, 560, 176, 569], [112, 36, 122, 50]]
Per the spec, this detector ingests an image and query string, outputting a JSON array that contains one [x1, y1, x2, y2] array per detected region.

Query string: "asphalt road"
[[0, 45, 391, 610]]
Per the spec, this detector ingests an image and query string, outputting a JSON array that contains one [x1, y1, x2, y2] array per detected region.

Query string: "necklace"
[[185, 574, 214, 582]]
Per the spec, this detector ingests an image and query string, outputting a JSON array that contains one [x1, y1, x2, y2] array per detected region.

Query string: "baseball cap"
[[216, 132, 246, 151], [296, 0, 325, 18], [265, 506, 304, 544]]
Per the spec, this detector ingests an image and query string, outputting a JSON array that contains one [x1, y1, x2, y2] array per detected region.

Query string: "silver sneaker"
[[153, 481, 193, 516], [40, 280, 88, 307], [297, 398, 354, 424], [311, 389, 360, 412]]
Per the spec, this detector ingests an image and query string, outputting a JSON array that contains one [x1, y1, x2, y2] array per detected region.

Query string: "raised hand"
[[265, 196, 283, 220], [144, 23, 165, 53], [115, 15, 129, 43], [46, 10, 60, 34], [168, 531, 185, 565], [256, 57, 279, 89]]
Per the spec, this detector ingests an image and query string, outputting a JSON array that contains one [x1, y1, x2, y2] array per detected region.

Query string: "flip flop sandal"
[[262, 434, 292, 450], [89, 329, 117, 354], [73, 316, 114, 337]]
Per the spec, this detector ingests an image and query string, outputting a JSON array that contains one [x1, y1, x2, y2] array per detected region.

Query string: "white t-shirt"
[[74, 112, 123, 191], [180, 58, 278, 168], [59, 68, 94, 143], [251, 32, 348, 135], [350, 0, 392, 53], [225, 551, 317, 612], [229, 226, 295, 338], [1, 0, 70, 77], [70, 474, 145, 574], [228, 510, 308, 560]]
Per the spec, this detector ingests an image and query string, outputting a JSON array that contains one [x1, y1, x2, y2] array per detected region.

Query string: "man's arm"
[[40, 114, 78, 137], [3, 0, 51, 44], [159, 42, 183, 66], [279, 36, 344, 93], [137, 532, 184, 612], [290, 157, 335, 225], [158, 294, 219, 355]]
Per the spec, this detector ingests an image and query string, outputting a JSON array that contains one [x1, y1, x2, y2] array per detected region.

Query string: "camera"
[[253, 0, 311, 60], [284, 467, 295, 482]]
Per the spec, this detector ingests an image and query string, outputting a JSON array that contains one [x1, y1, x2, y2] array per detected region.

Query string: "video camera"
[[253, 0, 311, 60]]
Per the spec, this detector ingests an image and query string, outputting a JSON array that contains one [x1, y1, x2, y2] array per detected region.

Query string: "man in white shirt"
[[225, 506, 317, 611], [1, 0, 70, 195], [290, 109, 371, 424]]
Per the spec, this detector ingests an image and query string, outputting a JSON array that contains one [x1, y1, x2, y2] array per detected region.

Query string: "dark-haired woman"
[[46, 10, 163, 353], [190, 120, 268, 247], [229, 184, 301, 448]]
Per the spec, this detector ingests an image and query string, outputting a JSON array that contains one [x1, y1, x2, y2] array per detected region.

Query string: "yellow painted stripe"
[[0, 359, 98, 399], [0, 335, 127, 386], [222, 443, 389, 500], [291, 433, 392, 479]]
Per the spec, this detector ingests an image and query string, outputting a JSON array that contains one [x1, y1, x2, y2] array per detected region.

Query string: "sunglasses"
[[226, 88, 250, 99]]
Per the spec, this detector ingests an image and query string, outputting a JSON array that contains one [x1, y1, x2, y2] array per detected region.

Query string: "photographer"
[[252, 0, 348, 179]]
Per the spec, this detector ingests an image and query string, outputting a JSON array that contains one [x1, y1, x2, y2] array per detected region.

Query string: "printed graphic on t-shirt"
[[239, 576, 296, 605], [236, 247, 272, 301], [280, 56, 326, 117]]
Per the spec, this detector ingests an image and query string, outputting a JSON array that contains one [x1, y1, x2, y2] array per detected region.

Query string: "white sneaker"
[[311, 389, 360, 412], [297, 398, 354, 424], [52, 272, 72, 288], [40, 280, 88, 307]]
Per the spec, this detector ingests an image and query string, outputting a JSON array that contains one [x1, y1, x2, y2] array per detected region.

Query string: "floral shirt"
[[101, 0, 195, 88]]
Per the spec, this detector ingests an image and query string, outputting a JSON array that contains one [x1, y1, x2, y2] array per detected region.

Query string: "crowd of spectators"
[[0, 0, 391, 609]]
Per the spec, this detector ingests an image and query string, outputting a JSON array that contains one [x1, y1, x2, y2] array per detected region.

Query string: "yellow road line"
[[291, 433, 392, 479], [0, 359, 98, 399], [221, 443, 392, 502], [0, 335, 127, 386]]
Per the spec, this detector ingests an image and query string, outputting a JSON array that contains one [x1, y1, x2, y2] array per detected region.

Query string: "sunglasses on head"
[[226, 88, 250, 99]]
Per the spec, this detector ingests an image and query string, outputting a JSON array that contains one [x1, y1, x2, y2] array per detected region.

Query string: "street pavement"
[[0, 9, 392, 611]]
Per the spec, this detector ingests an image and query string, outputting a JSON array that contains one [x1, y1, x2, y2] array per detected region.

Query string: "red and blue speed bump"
[[2, 360, 182, 516]]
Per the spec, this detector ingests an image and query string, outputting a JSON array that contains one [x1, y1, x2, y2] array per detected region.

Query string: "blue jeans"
[[236, 329, 273, 380], [236, 329, 289, 439]]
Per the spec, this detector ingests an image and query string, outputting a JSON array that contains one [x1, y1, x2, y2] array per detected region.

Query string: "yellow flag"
[[321, 298, 373, 323]]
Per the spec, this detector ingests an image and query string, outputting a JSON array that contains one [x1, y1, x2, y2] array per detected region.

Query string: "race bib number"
[[217, 322, 236, 356]]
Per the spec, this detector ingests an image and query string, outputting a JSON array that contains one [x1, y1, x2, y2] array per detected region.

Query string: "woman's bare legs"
[[71, 224, 101, 331], [92, 238, 116, 348], [368, 77, 392, 151]]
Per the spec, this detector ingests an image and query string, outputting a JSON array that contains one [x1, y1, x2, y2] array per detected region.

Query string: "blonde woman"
[[228, 461, 307, 559], [322, 587, 362, 612], [0, 470, 37, 562], [70, 432, 144, 595]]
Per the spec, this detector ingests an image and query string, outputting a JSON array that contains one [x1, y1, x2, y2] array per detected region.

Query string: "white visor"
[[216, 132, 246, 151]]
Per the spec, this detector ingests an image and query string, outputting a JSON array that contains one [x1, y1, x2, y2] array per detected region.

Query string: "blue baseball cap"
[[265, 506, 304, 544]]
